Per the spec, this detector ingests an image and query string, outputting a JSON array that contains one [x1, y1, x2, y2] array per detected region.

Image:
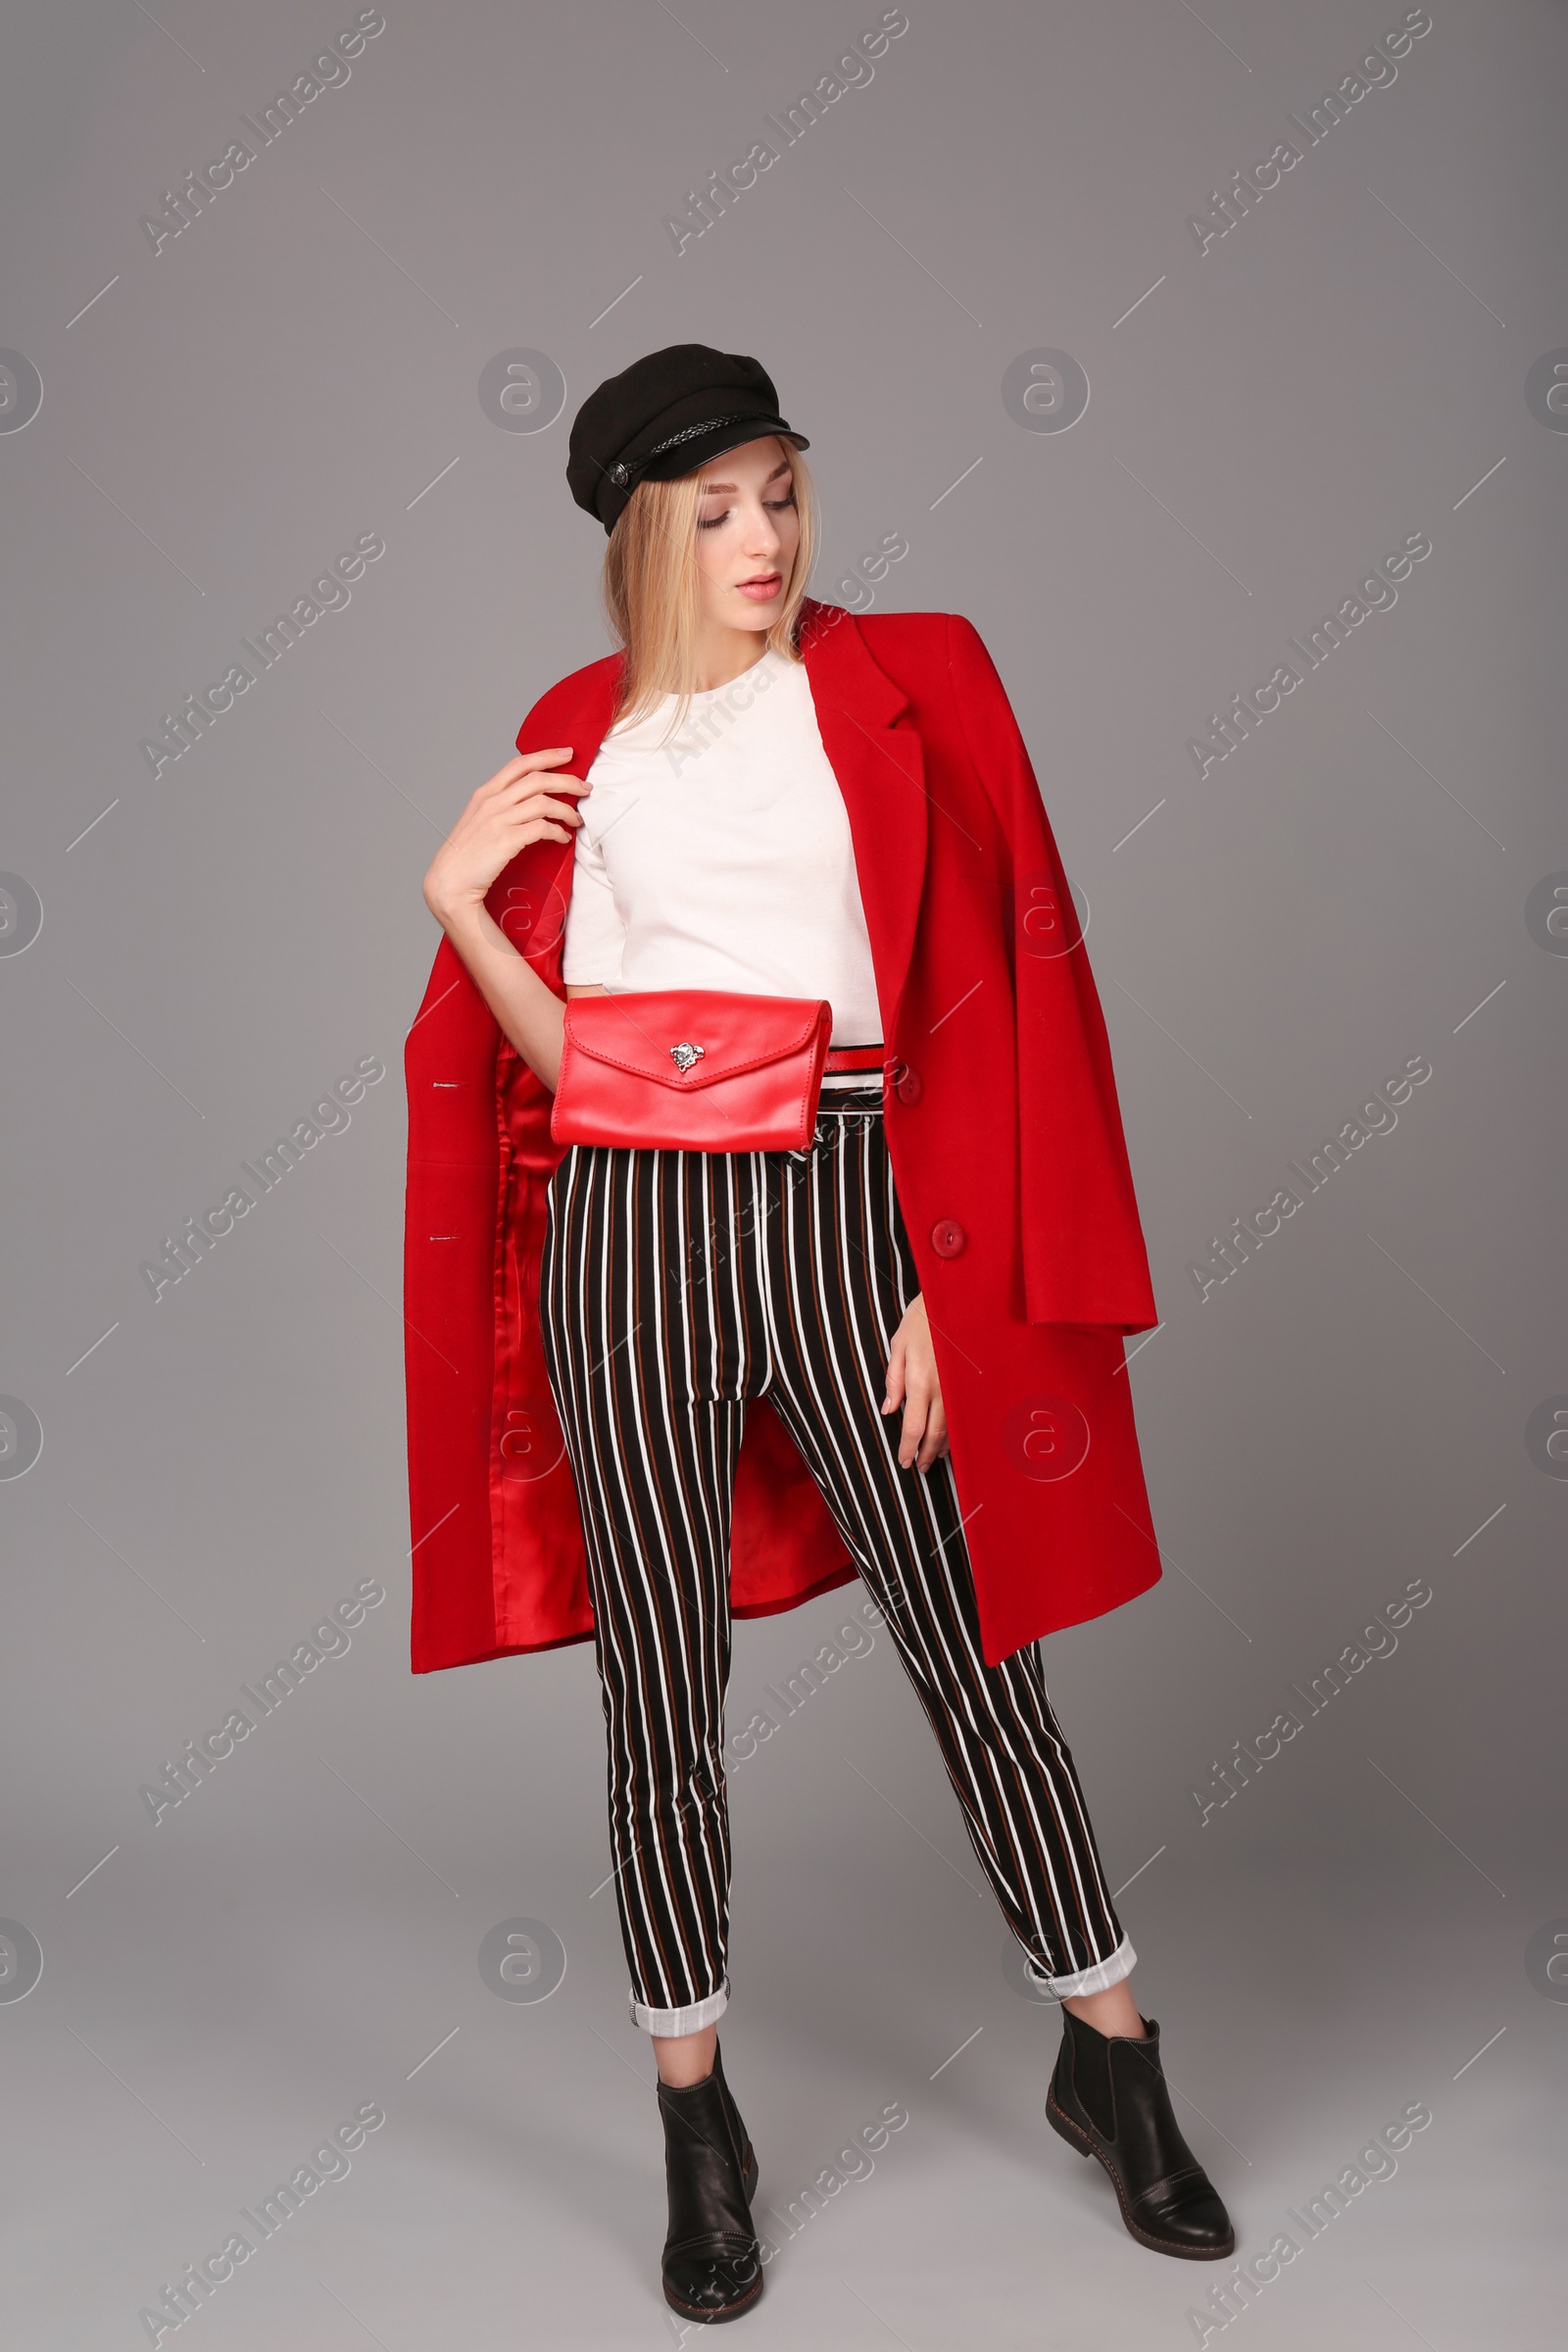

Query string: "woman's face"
[[691, 433, 801, 635]]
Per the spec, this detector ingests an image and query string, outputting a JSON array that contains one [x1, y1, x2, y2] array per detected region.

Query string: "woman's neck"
[[689, 626, 773, 696]]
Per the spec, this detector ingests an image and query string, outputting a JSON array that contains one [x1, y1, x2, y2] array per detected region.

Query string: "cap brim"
[[639, 416, 808, 483]]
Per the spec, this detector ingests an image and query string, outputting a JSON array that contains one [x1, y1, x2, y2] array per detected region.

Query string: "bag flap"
[[563, 993, 828, 1092]]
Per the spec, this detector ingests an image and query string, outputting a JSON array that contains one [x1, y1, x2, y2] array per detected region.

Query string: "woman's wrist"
[[423, 873, 487, 934], [428, 888, 524, 972]]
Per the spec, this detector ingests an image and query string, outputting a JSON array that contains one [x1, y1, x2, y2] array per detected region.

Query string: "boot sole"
[[660, 2145, 764, 2324], [1046, 2089, 1236, 2262]]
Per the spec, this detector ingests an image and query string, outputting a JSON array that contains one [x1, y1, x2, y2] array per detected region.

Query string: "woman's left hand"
[[883, 1294, 950, 1471]]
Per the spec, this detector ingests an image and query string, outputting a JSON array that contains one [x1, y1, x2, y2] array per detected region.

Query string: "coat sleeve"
[[944, 612, 1159, 1333]]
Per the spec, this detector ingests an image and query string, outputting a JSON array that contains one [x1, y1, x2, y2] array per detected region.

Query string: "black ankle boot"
[[657, 2037, 763, 2324], [1047, 2009, 1235, 2259]]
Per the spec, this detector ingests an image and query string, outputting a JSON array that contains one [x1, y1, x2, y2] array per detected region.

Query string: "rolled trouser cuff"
[[1040, 1935, 1138, 1999], [631, 1979, 730, 2036]]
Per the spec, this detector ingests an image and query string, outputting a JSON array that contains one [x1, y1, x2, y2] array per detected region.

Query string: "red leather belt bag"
[[550, 989, 838, 1152]]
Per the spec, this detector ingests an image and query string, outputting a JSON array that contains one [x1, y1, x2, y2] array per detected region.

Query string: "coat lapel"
[[799, 599, 928, 1044], [505, 658, 622, 972]]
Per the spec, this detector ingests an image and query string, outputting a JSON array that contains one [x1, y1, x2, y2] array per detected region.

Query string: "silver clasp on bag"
[[668, 1041, 705, 1073]]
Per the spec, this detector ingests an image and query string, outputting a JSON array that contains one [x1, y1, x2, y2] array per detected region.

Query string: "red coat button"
[[893, 1061, 923, 1105], [930, 1219, 966, 1258]]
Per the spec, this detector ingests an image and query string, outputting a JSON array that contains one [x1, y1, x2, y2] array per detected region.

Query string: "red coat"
[[403, 600, 1162, 1673]]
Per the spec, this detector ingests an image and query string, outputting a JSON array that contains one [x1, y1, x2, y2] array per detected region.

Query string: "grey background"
[[2, 1, 1562, 2344]]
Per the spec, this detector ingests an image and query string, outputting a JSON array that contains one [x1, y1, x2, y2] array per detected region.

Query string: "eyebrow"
[[700, 458, 793, 495]]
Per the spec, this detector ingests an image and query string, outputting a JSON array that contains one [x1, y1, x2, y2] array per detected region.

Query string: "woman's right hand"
[[423, 747, 588, 928]]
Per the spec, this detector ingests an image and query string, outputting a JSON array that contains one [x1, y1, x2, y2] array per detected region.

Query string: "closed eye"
[[698, 492, 797, 532]]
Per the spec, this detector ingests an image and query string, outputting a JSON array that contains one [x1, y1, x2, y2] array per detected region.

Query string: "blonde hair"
[[600, 437, 817, 741]]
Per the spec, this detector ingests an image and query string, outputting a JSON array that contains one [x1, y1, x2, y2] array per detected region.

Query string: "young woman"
[[406, 343, 1234, 2323]]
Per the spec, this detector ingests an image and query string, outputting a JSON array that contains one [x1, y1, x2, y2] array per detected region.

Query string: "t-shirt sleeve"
[[561, 815, 625, 985]]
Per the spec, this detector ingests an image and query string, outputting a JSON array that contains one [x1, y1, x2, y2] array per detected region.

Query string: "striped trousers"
[[539, 1071, 1133, 2034]]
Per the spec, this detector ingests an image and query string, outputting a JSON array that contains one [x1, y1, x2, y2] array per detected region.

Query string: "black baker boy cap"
[[566, 342, 808, 535]]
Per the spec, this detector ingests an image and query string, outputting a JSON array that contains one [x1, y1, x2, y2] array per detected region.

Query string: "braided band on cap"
[[607, 411, 760, 489]]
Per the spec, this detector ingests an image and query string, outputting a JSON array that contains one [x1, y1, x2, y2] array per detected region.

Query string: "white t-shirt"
[[560, 644, 884, 1046]]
